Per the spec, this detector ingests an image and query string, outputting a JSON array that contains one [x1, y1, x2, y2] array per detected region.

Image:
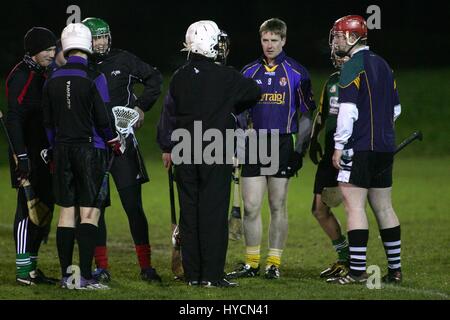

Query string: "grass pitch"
[[0, 69, 449, 300]]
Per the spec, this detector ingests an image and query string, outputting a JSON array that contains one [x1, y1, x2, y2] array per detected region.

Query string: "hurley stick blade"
[[22, 180, 52, 226], [229, 162, 243, 240], [321, 186, 343, 208], [171, 223, 183, 279], [169, 168, 184, 279]]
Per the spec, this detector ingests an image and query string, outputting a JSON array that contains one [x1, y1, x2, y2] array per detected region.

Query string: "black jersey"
[[157, 54, 261, 154], [43, 56, 114, 149], [92, 49, 162, 111]]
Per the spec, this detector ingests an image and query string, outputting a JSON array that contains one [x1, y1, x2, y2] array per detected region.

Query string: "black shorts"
[[337, 150, 393, 189], [53, 144, 109, 208], [313, 156, 338, 194], [110, 135, 149, 190], [241, 134, 295, 178]]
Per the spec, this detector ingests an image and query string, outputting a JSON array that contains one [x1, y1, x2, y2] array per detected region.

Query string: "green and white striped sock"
[[16, 253, 32, 278], [30, 253, 38, 271], [332, 235, 349, 262]]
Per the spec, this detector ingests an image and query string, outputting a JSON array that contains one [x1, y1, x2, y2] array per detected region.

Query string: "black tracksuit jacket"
[[91, 49, 162, 111], [5, 58, 51, 189]]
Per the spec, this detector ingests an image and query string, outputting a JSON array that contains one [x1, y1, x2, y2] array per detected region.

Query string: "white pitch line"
[[384, 285, 449, 299]]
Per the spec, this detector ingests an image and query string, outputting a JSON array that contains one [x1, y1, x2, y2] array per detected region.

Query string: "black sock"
[[56, 227, 75, 278], [380, 225, 401, 273], [76, 223, 98, 280], [28, 220, 43, 257], [348, 229, 369, 277]]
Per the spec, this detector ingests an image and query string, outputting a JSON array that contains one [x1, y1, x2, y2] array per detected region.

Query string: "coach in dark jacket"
[[157, 20, 261, 287]]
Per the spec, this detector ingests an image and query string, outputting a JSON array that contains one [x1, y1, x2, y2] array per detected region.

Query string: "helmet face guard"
[[92, 33, 111, 56], [330, 45, 349, 69], [216, 30, 230, 65], [329, 30, 349, 59]]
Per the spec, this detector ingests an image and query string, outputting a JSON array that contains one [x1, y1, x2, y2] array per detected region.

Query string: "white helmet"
[[61, 23, 92, 55], [182, 20, 220, 59]]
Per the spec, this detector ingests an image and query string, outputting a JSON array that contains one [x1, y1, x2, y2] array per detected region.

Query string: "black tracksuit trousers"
[[175, 163, 232, 283]]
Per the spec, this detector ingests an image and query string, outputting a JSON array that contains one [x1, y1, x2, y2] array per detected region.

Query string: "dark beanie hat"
[[24, 27, 57, 56]]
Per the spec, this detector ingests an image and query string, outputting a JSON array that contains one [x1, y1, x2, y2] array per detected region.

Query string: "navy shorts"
[[241, 134, 296, 178], [53, 144, 109, 208], [337, 150, 394, 189]]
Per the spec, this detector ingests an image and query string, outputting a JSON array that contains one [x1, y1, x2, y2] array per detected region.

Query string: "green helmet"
[[82, 17, 111, 55]]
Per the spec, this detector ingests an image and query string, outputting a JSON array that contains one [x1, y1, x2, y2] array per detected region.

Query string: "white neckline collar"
[[351, 46, 370, 57]]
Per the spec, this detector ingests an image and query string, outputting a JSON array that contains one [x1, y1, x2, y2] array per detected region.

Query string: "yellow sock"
[[245, 246, 260, 269], [266, 248, 282, 268]]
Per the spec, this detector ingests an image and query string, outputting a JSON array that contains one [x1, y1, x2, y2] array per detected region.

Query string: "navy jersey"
[[241, 51, 315, 133], [42, 56, 114, 149], [338, 48, 400, 152]]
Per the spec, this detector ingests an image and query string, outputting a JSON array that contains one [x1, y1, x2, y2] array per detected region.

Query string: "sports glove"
[[16, 154, 30, 179], [107, 136, 123, 156], [309, 138, 323, 165], [286, 150, 303, 177]]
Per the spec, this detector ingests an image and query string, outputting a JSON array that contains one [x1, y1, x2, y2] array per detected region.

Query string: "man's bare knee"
[[242, 176, 266, 220], [59, 207, 76, 227], [311, 195, 331, 220], [268, 197, 285, 214], [80, 207, 100, 226], [312, 206, 331, 221]]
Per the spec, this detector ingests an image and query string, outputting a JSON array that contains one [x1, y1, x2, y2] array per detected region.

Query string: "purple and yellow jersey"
[[241, 51, 315, 133], [338, 48, 400, 152]]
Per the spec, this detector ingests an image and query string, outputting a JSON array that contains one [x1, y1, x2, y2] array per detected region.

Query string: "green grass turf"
[[0, 155, 448, 300], [0, 69, 449, 299]]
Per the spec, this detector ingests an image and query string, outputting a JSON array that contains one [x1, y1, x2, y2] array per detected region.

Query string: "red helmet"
[[329, 15, 368, 46]]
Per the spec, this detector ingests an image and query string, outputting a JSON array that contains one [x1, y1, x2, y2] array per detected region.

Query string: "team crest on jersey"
[[330, 85, 337, 93], [111, 70, 121, 76], [329, 96, 339, 115], [279, 77, 287, 87]]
